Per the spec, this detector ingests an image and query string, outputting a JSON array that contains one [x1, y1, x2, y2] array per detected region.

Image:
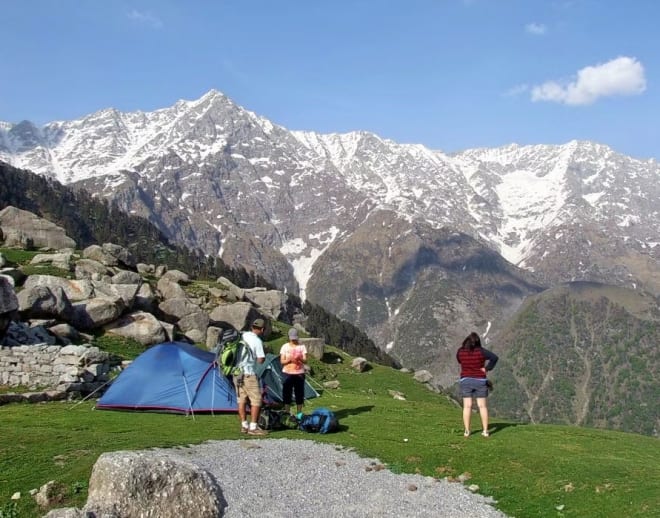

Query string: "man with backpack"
[[236, 318, 268, 436]]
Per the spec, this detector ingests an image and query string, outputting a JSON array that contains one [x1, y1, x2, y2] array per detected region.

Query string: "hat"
[[252, 318, 265, 329], [288, 328, 299, 340]]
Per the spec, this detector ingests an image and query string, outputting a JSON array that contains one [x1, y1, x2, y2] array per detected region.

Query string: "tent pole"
[[183, 372, 196, 420], [68, 378, 114, 410]]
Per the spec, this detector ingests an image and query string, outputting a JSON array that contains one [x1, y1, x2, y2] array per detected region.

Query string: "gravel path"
[[161, 438, 508, 518]]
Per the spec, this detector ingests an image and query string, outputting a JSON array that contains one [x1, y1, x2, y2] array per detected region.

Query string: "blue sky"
[[1, 0, 658, 159]]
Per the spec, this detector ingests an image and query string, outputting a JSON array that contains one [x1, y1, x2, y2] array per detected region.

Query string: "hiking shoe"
[[247, 426, 268, 436]]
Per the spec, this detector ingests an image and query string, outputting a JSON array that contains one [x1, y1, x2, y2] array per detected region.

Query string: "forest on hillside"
[[0, 161, 395, 366]]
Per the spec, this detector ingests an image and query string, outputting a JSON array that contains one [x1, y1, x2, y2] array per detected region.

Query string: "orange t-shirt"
[[280, 343, 307, 375]]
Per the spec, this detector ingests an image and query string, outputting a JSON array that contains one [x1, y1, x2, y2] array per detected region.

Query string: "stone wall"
[[0, 343, 114, 395]]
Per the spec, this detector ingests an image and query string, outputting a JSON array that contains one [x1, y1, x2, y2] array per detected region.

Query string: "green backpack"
[[215, 329, 245, 377]]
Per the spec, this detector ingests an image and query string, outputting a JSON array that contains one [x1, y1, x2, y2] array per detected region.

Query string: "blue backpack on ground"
[[298, 407, 339, 434]]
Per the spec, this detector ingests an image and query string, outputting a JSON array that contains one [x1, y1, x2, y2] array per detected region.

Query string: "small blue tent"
[[97, 341, 237, 414]]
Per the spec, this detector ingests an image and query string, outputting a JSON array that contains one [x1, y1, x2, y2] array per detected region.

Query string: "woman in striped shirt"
[[456, 332, 498, 437]]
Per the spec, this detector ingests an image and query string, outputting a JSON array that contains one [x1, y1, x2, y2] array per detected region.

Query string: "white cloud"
[[531, 56, 646, 105], [525, 22, 547, 35], [127, 9, 163, 29], [504, 84, 529, 97]]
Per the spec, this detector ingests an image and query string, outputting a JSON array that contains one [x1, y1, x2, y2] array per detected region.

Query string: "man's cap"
[[252, 318, 265, 329], [288, 328, 299, 340]]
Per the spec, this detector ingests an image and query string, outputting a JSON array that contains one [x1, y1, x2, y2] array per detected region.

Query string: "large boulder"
[[103, 311, 168, 346], [23, 275, 94, 302], [70, 298, 123, 331], [74, 258, 112, 281], [209, 302, 269, 335], [157, 277, 188, 300], [0, 206, 76, 249], [29, 252, 74, 271], [48, 450, 224, 518], [243, 289, 290, 321], [159, 298, 203, 322], [82, 243, 136, 268], [17, 285, 73, 320]]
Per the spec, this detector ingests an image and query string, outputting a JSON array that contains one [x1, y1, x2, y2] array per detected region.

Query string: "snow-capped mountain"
[[2, 90, 659, 385], [2, 90, 657, 295]]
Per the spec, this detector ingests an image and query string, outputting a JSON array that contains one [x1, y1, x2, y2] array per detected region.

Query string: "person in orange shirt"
[[279, 328, 308, 415]]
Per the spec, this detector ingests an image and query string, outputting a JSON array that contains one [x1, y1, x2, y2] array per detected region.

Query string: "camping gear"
[[297, 407, 339, 434], [214, 328, 245, 377], [255, 353, 320, 405], [97, 341, 237, 414]]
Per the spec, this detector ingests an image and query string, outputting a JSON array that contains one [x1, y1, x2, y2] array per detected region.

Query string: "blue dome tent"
[[97, 341, 237, 414]]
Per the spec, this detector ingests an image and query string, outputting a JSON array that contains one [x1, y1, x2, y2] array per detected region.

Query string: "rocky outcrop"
[[0, 206, 76, 249], [0, 209, 330, 400], [45, 451, 225, 518]]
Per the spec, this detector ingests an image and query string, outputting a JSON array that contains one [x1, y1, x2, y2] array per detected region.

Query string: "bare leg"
[[462, 397, 473, 434], [238, 401, 247, 423], [250, 404, 261, 424], [476, 397, 489, 434]]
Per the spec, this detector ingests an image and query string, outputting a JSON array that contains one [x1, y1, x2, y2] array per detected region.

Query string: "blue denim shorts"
[[459, 378, 488, 398]]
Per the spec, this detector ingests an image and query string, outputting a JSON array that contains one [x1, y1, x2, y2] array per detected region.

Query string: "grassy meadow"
[[1, 343, 658, 518], [0, 248, 657, 517]]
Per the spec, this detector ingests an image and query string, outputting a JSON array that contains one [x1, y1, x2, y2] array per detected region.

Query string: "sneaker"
[[481, 430, 490, 437], [463, 430, 470, 437], [240, 426, 248, 434], [247, 426, 268, 436]]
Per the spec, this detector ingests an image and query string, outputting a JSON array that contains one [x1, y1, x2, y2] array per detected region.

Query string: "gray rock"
[[82, 244, 117, 266], [157, 277, 187, 300], [74, 258, 111, 280], [217, 276, 244, 300], [48, 323, 81, 342], [102, 243, 136, 268], [23, 275, 95, 302], [209, 302, 268, 335], [137, 262, 155, 274], [0, 276, 18, 314], [299, 337, 324, 360], [414, 369, 434, 384], [178, 311, 210, 343], [206, 326, 223, 350], [351, 356, 369, 372], [111, 269, 142, 284], [0, 206, 76, 250], [162, 269, 189, 283], [70, 298, 123, 331], [82, 450, 224, 518], [103, 311, 167, 346], [29, 252, 74, 271], [243, 289, 289, 320], [159, 297, 202, 321], [92, 281, 138, 309], [17, 285, 72, 320], [134, 282, 157, 312], [0, 268, 26, 286], [42, 508, 85, 518]]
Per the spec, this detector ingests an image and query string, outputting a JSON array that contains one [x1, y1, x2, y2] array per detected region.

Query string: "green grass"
[[1, 347, 658, 517]]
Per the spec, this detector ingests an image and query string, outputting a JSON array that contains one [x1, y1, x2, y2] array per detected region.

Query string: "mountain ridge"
[[2, 94, 658, 335], [2, 91, 657, 296]]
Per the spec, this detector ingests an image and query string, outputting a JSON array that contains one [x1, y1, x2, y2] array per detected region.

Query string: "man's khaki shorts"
[[234, 374, 262, 406]]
